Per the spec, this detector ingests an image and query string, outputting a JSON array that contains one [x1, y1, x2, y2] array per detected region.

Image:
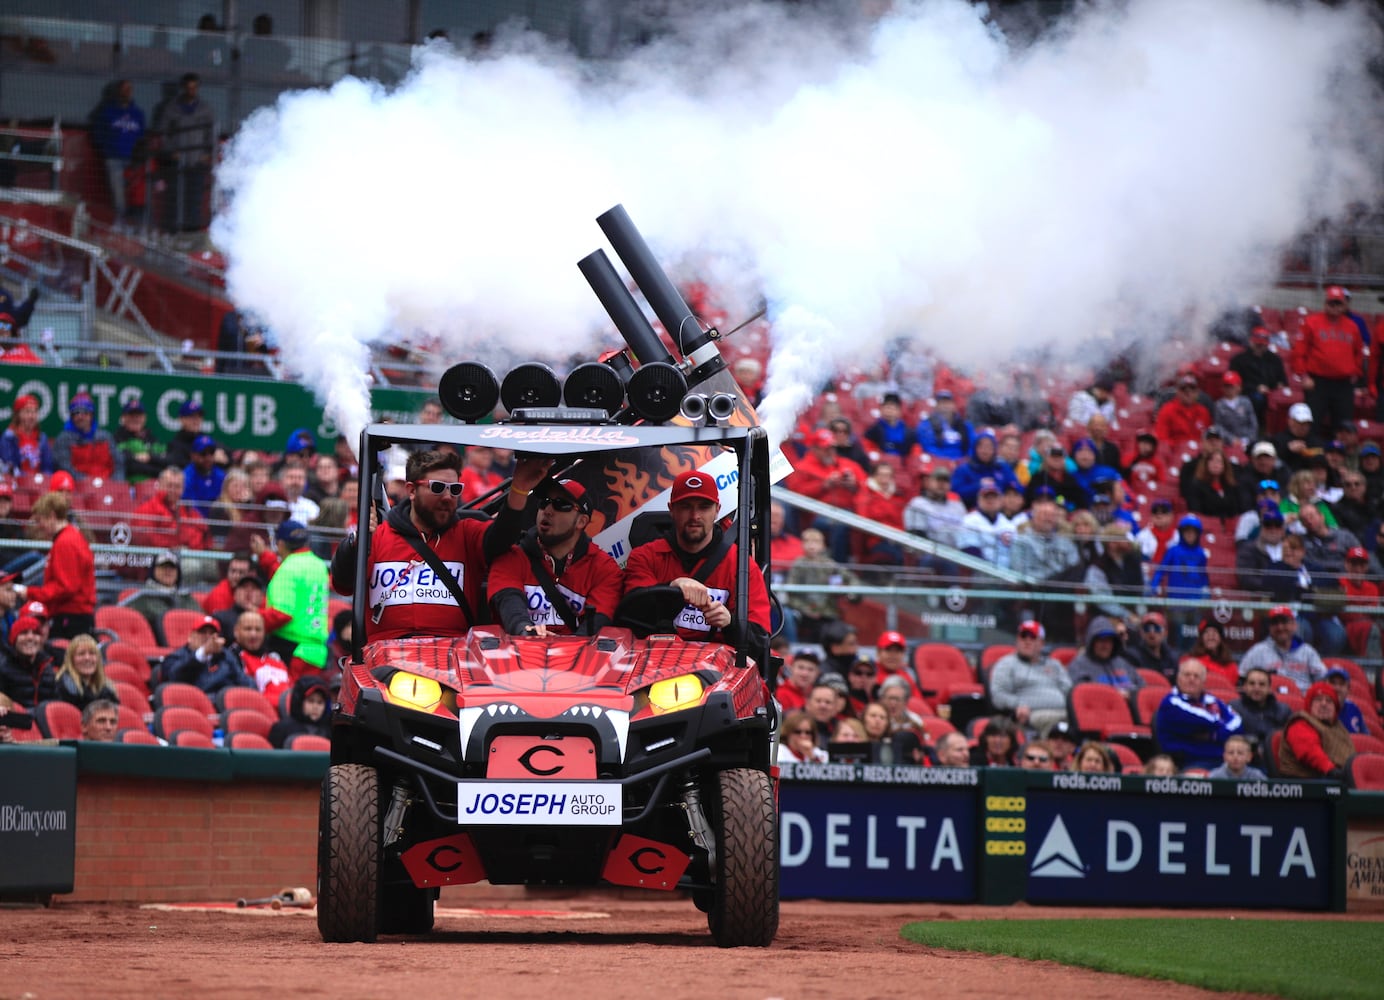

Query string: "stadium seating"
[[978, 644, 1014, 673], [112, 680, 150, 713], [1137, 669, 1171, 689], [94, 606, 173, 660], [228, 731, 273, 750], [172, 730, 216, 748], [105, 658, 151, 693], [1351, 733, 1384, 755], [1107, 741, 1146, 772], [215, 686, 277, 720], [151, 682, 216, 717], [34, 700, 83, 739], [1049, 646, 1079, 666], [117, 728, 159, 745], [161, 608, 211, 650], [1346, 752, 1384, 791], [104, 642, 153, 682], [285, 734, 330, 752], [223, 708, 272, 741], [152, 705, 213, 742], [1135, 686, 1167, 727], [1068, 683, 1152, 758]]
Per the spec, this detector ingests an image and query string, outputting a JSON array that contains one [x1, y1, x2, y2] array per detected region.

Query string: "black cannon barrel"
[[577, 248, 673, 366], [597, 204, 709, 357]]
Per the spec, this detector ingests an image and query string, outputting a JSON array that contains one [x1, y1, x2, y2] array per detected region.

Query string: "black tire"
[[317, 763, 381, 943], [706, 768, 779, 948]]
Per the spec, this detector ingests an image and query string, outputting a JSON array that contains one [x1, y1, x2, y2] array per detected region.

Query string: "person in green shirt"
[[265, 519, 330, 681]]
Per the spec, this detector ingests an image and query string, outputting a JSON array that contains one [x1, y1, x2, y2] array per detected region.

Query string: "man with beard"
[[489, 479, 622, 636], [330, 448, 550, 644], [623, 469, 771, 648]]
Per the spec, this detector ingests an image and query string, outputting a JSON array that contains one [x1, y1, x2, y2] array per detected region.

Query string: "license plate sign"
[[456, 781, 622, 826]]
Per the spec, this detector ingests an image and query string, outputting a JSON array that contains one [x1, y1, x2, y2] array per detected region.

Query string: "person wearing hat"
[[1045, 720, 1078, 769], [268, 673, 333, 748], [1234, 478, 1284, 541], [1323, 665, 1369, 735], [863, 391, 917, 459], [916, 389, 974, 461], [1154, 372, 1212, 454], [489, 479, 622, 637], [1296, 285, 1365, 441], [1277, 679, 1354, 780], [51, 392, 122, 483], [1124, 429, 1166, 490], [1067, 615, 1144, 700], [1069, 437, 1122, 500], [1237, 605, 1327, 694], [623, 468, 771, 649], [11, 491, 95, 640], [870, 630, 920, 696], [1234, 502, 1288, 591], [1360, 442, 1384, 508], [1230, 325, 1287, 427], [264, 518, 330, 683], [0, 392, 53, 477], [1126, 611, 1178, 682], [957, 476, 1019, 569], [165, 398, 207, 470], [989, 620, 1071, 735], [112, 396, 165, 484], [0, 311, 38, 365], [1236, 440, 1286, 511], [330, 448, 551, 644], [0, 615, 56, 709], [1212, 369, 1258, 449], [903, 463, 967, 551], [786, 426, 867, 562], [1271, 402, 1326, 475], [950, 430, 1020, 510], [1134, 496, 1177, 570], [181, 433, 226, 516], [125, 549, 203, 644], [1024, 442, 1090, 512], [1337, 547, 1382, 658], [159, 614, 256, 695]]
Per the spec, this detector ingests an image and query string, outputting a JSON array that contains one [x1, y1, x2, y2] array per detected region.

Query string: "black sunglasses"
[[1141, 623, 1163, 632], [538, 496, 578, 512], [416, 480, 463, 497]]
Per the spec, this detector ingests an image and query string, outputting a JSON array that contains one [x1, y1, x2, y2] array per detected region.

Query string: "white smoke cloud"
[[213, 0, 1384, 446]]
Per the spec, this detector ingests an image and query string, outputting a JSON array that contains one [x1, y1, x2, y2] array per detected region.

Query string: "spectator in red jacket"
[[854, 460, 906, 563], [1154, 373, 1211, 453], [199, 550, 255, 613], [134, 465, 211, 552], [12, 491, 95, 639], [788, 427, 867, 562], [768, 500, 803, 582], [51, 392, 123, 482], [1338, 546, 1381, 655], [1295, 285, 1364, 439]]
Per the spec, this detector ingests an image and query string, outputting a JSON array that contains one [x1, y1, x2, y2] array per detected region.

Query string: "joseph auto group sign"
[[0, 365, 435, 451]]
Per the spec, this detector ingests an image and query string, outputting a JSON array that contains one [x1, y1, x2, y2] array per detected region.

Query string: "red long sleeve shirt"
[[623, 537, 771, 644], [1294, 313, 1364, 380], [29, 523, 96, 616]]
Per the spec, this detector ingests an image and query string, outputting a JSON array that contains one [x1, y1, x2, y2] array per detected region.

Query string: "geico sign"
[[780, 812, 964, 872]]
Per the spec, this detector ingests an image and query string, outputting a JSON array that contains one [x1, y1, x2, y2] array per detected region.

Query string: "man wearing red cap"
[[1237, 606, 1326, 694], [623, 469, 770, 648], [787, 427, 867, 562], [1212, 370, 1257, 448], [489, 479, 622, 637], [872, 630, 921, 695], [1337, 546, 1381, 655], [0, 392, 53, 477], [12, 491, 95, 639], [1153, 373, 1211, 453], [160, 614, 256, 695], [0, 312, 39, 365], [330, 448, 551, 643], [1296, 285, 1364, 439], [989, 620, 1071, 735]]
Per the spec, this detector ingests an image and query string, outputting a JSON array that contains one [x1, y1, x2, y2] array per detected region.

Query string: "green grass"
[[900, 918, 1383, 1000]]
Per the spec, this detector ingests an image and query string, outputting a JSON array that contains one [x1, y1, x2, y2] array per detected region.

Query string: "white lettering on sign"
[[369, 560, 464, 607], [780, 812, 962, 873], [1103, 820, 1315, 877], [523, 583, 587, 627], [455, 781, 620, 826], [675, 587, 729, 632]]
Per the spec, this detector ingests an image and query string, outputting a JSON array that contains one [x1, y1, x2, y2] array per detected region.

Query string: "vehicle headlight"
[[646, 674, 705, 715], [387, 671, 443, 711]]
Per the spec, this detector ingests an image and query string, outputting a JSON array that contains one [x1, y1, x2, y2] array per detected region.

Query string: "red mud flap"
[[401, 834, 488, 888], [601, 834, 690, 891]]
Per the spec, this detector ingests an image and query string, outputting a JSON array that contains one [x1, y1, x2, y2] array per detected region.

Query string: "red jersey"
[[623, 535, 771, 644], [488, 533, 624, 635], [1338, 577, 1380, 626], [1295, 313, 1364, 380], [769, 532, 804, 577], [787, 451, 866, 510], [29, 523, 96, 616], [1154, 399, 1211, 450], [133, 493, 211, 551], [333, 504, 506, 643], [854, 484, 906, 529]]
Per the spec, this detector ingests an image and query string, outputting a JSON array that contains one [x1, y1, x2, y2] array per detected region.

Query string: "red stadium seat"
[[105, 658, 151, 693], [215, 686, 277, 720], [1137, 669, 1171, 690], [112, 680, 150, 713], [1351, 733, 1384, 755], [151, 704, 214, 741], [117, 727, 160, 745], [1346, 752, 1384, 791], [911, 643, 982, 703], [1135, 686, 1167, 727], [151, 682, 216, 717], [285, 734, 330, 752], [172, 729, 216, 748], [228, 731, 273, 750], [34, 700, 83, 739], [1068, 683, 1152, 750], [223, 708, 272, 740], [94, 606, 173, 659], [104, 641, 153, 679], [162, 608, 212, 650], [1107, 741, 1146, 773], [1049, 646, 1079, 666]]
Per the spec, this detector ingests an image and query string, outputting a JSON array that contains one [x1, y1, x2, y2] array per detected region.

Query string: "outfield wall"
[[3, 745, 1381, 910]]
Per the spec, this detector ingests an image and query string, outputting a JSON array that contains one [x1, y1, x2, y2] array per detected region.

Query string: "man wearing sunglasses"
[[330, 448, 551, 643], [623, 469, 770, 648], [489, 479, 622, 637]]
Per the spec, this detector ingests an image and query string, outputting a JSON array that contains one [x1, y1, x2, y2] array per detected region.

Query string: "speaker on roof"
[[500, 362, 562, 413], [438, 362, 500, 423], [626, 362, 688, 425], [563, 362, 626, 417]]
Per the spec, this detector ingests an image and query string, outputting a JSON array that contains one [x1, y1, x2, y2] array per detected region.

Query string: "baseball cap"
[[277, 519, 310, 549], [1046, 444, 1065, 456], [670, 470, 719, 506], [68, 392, 94, 414], [193, 614, 221, 633], [1250, 326, 1271, 341], [192, 434, 217, 453], [1048, 720, 1076, 742], [20, 599, 48, 619], [1204, 426, 1223, 439], [930, 465, 951, 479], [1362, 443, 1382, 457], [1141, 611, 1167, 629], [1091, 490, 1112, 504], [1288, 402, 1313, 423], [0, 482, 11, 498], [1251, 441, 1277, 458], [49, 470, 75, 492], [876, 630, 906, 650], [1031, 485, 1057, 501], [1347, 546, 1369, 562], [1151, 498, 1173, 513], [811, 428, 835, 449], [1258, 478, 1280, 492], [178, 399, 203, 417], [1268, 605, 1296, 622], [1260, 504, 1285, 526], [1178, 372, 1198, 387], [935, 389, 954, 401], [1326, 667, 1351, 682], [153, 549, 180, 568], [1325, 285, 1349, 302], [9, 616, 41, 644], [285, 428, 316, 454], [550, 478, 591, 514], [977, 477, 1000, 496], [1222, 371, 1242, 386], [121, 397, 145, 415], [13, 393, 38, 412], [1017, 620, 1045, 640]]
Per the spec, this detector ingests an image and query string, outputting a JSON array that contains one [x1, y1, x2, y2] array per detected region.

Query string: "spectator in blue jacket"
[[1069, 437, 1124, 497], [863, 392, 916, 459], [950, 430, 1020, 509], [1325, 666, 1368, 734], [93, 79, 146, 225], [915, 390, 974, 461], [1153, 659, 1243, 771], [1150, 514, 1210, 648], [182, 433, 226, 515]]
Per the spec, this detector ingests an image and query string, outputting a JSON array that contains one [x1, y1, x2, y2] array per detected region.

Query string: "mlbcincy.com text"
[[1, 804, 68, 836]]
